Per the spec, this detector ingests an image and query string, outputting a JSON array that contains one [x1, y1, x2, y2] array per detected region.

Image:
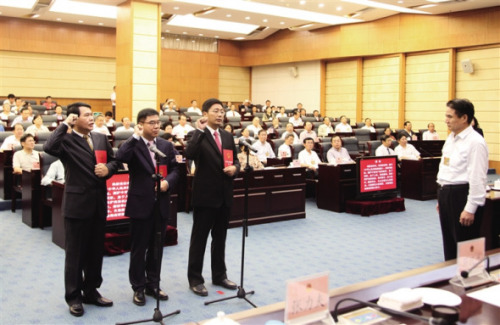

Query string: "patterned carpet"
[[1, 197, 445, 325]]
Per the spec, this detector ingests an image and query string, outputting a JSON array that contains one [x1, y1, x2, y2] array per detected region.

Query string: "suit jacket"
[[185, 128, 239, 208], [399, 129, 415, 139], [116, 136, 179, 220], [43, 123, 120, 219]]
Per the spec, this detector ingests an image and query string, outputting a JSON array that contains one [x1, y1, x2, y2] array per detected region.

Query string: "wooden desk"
[[400, 157, 440, 200], [229, 167, 306, 228], [482, 191, 500, 250], [20, 169, 50, 228], [411, 140, 445, 157], [0, 150, 14, 199], [316, 164, 357, 212]]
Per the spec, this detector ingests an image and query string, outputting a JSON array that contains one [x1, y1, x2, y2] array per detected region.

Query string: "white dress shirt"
[[394, 144, 420, 160], [277, 144, 292, 158], [362, 125, 376, 133], [13, 149, 40, 171], [247, 125, 262, 138], [289, 116, 303, 127], [423, 130, 440, 140], [187, 107, 202, 115], [92, 125, 110, 136], [0, 135, 21, 151], [317, 124, 334, 137], [327, 147, 353, 164], [226, 110, 241, 117], [252, 140, 275, 162], [281, 131, 300, 144], [41, 160, 65, 186], [299, 130, 317, 142], [298, 149, 320, 169], [437, 125, 488, 213], [335, 123, 352, 133], [172, 123, 195, 139], [375, 145, 395, 157]]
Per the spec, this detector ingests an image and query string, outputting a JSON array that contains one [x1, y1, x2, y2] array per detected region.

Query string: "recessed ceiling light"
[[183, 31, 187, 34], [98, 22, 103, 26], [167, 14, 259, 35], [173, 6, 179, 10], [245, 16, 250, 20], [165, 29, 170, 32], [342, 0, 429, 14], [280, 21, 285, 25], [300, 0, 306, 5], [199, 33, 203, 36], [215, 35, 219, 38], [56, 18, 61, 21], [416, 4, 436, 8], [263, 18, 268, 22], [226, 14, 231, 17], [336, 6, 342, 11], [161, 36, 165, 39], [234, 37, 245, 40], [78, 20, 84, 23], [319, 3, 325, 8], [397, 0, 403, 3], [192, 40, 196, 42], [176, 38, 180, 41]]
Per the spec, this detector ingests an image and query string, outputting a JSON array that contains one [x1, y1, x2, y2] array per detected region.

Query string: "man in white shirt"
[[422, 122, 440, 140], [298, 137, 321, 178], [288, 110, 303, 127], [299, 122, 318, 142], [275, 106, 287, 119], [226, 104, 241, 117], [110, 86, 116, 111], [172, 114, 195, 140], [1, 101, 14, 121], [335, 115, 352, 133], [436, 98, 488, 261], [375, 135, 395, 156], [394, 134, 421, 160], [281, 123, 300, 144], [327, 135, 354, 164], [278, 134, 294, 158], [262, 100, 271, 112], [187, 100, 202, 115], [115, 117, 133, 132], [0, 124, 24, 151], [400, 121, 418, 141], [41, 159, 65, 186], [361, 118, 376, 133], [104, 111, 115, 127], [247, 117, 262, 138], [253, 129, 275, 163], [10, 107, 33, 127], [13, 134, 40, 174], [92, 114, 111, 136], [317, 117, 334, 138], [3, 94, 15, 107]]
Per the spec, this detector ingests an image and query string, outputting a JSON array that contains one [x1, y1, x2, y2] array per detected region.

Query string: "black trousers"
[[129, 217, 167, 292], [438, 184, 483, 261], [187, 205, 230, 286], [64, 216, 106, 305]]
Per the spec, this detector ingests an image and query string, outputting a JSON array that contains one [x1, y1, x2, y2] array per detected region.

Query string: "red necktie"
[[214, 131, 222, 153]]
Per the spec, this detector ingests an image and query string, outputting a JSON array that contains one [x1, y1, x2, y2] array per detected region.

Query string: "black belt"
[[437, 183, 469, 189]]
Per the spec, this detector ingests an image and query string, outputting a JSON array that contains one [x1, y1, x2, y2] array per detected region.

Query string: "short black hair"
[[7, 94, 15, 99], [67, 102, 91, 116], [380, 135, 391, 142], [285, 134, 294, 140], [365, 118, 371, 122], [46, 96, 52, 99], [162, 121, 173, 130], [136, 108, 158, 124], [19, 107, 29, 114], [331, 135, 341, 141], [20, 133, 34, 143], [32, 113, 42, 123], [303, 137, 314, 144], [447, 98, 474, 124], [258, 129, 267, 136], [104, 111, 113, 117], [202, 98, 223, 113], [223, 123, 234, 132], [404, 121, 411, 127], [396, 133, 407, 141]]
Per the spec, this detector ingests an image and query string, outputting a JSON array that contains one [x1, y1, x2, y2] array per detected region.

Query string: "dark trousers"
[[438, 184, 483, 261], [64, 216, 105, 305], [129, 217, 167, 292], [187, 206, 230, 286]]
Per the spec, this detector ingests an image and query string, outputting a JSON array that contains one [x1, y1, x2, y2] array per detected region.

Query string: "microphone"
[[241, 140, 257, 153], [149, 144, 166, 158], [460, 256, 490, 278], [332, 298, 448, 325]]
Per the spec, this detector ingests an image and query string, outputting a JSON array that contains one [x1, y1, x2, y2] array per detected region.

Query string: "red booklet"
[[223, 149, 233, 167], [95, 150, 107, 164], [159, 165, 168, 178]]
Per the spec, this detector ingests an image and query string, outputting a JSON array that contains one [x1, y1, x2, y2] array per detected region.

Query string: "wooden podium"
[[400, 158, 440, 200], [316, 164, 356, 212]]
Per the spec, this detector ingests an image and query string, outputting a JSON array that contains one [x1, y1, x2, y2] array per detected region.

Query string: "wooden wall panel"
[[362, 57, 401, 128], [218, 66, 250, 103], [405, 52, 449, 139], [325, 60, 357, 120], [456, 47, 500, 163]]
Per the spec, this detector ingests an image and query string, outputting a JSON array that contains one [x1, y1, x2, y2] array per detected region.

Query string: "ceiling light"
[[336, 6, 342, 11], [199, 33, 203, 36], [173, 6, 180, 10], [234, 37, 245, 40], [416, 4, 437, 8], [319, 3, 325, 8], [280, 21, 285, 25], [98, 22, 104, 26], [50, 0, 117, 19], [0, 0, 36, 9], [341, 0, 430, 14], [215, 35, 219, 38], [263, 18, 268, 22], [167, 14, 259, 35], [300, 0, 306, 5], [78, 20, 84, 23], [183, 31, 187, 34], [226, 14, 231, 17], [32, 14, 40, 18], [161, 36, 165, 39], [426, 0, 451, 2], [56, 18, 62, 21], [245, 16, 250, 20], [398, 1, 404, 3], [176, 38, 180, 41]]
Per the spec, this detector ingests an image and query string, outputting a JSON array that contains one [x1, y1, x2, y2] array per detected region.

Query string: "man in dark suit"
[[44, 102, 120, 317], [116, 108, 179, 306], [399, 121, 418, 141], [185, 98, 240, 296]]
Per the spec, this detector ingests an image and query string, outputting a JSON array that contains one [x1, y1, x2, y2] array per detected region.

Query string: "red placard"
[[106, 173, 129, 220], [223, 149, 233, 167], [95, 150, 107, 164], [359, 157, 397, 193], [159, 165, 167, 178]]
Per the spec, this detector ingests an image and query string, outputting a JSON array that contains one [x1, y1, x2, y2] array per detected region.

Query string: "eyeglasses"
[[209, 110, 225, 115], [143, 121, 161, 126]]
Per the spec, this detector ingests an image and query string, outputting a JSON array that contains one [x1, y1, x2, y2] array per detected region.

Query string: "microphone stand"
[[117, 152, 180, 325], [205, 147, 256, 308]]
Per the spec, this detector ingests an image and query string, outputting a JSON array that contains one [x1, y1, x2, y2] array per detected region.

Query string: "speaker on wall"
[[461, 59, 474, 74], [289, 66, 298, 78]]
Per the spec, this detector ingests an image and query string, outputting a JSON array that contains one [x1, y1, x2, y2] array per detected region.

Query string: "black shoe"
[[145, 287, 169, 301], [190, 284, 208, 297], [133, 290, 146, 306], [82, 295, 113, 307], [69, 303, 84, 317], [213, 279, 237, 290]]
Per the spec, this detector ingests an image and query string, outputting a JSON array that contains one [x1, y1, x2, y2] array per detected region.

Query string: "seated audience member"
[[312, 110, 321, 121], [394, 133, 420, 160], [296, 102, 304, 110], [12, 97, 25, 114], [327, 135, 354, 164], [163, 121, 173, 134], [92, 114, 111, 136], [262, 99, 272, 112], [41, 160, 65, 186], [271, 105, 280, 115], [238, 143, 264, 171], [299, 121, 318, 142], [13, 134, 39, 174], [27, 103, 34, 117], [238, 127, 254, 144], [382, 127, 396, 140], [172, 114, 195, 140], [376, 135, 396, 156], [472, 117, 483, 137], [422, 122, 439, 140], [288, 109, 304, 127], [187, 100, 202, 115], [26, 113, 50, 136], [281, 123, 300, 144], [1, 101, 14, 121], [115, 117, 133, 132], [253, 129, 275, 163], [160, 132, 182, 146], [400, 121, 417, 140], [300, 108, 307, 118], [299, 137, 321, 178], [275, 106, 287, 118], [10, 107, 33, 127], [262, 106, 274, 122], [247, 117, 262, 138], [54, 105, 66, 121], [240, 99, 252, 113], [1, 124, 24, 151], [278, 134, 294, 158], [266, 118, 281, 137], [3, 93, 15, 107], [42, 96, 56, 109], [226, 104, 241, 117], [362, 118, 376, 133], [223, 123, 234, 135], [317, 117, 334, 138], [104, 111, 115, 127], [162, 99, 177, 113], [335, 115, 352, 133]]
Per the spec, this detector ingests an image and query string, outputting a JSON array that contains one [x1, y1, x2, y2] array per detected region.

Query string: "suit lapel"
[[72, 132, 94, 155], [137, 138, 156, 171]]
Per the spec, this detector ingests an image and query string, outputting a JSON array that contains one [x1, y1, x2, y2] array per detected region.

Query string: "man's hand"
[[65, 113, 78, 127], [436, 203, 439, 214], [134, 124, 143, 138], [196, 116, 208, 130], [459, 210, 475, 227], [94, 163, 109, 177], [223, 165, 237, 177], [160, 180, 169, 192]]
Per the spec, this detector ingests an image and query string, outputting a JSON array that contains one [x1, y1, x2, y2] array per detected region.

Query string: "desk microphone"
[[332, 298, 449, 325], [149, 144, 166, 158], [460, 256, 490, 278], [241, 140, 258, 153]]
